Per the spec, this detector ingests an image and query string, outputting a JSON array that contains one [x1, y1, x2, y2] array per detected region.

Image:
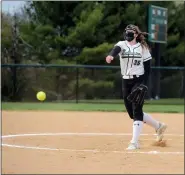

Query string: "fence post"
[[148, 73, 152, 99], [154, 43, 161, 99], [76, 67, 79, 103], [11, 14, 19, 101]]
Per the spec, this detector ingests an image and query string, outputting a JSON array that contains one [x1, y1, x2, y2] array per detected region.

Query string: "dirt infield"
[[2, 111, 184, 174]]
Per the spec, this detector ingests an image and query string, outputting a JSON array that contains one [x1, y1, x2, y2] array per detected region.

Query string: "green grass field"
[[61, 99, 184, 105], [2, 99, 184, 113]]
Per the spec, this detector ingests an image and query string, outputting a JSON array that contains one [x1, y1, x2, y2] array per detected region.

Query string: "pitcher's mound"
[[152, 140, 167, 147]]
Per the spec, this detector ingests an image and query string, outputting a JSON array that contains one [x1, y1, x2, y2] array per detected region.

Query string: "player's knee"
[[133, 108, 143, 121]]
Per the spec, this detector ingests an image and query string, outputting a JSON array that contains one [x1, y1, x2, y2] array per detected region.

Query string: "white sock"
[[143, 112, 160, 130], [131, 120, 143, 143]]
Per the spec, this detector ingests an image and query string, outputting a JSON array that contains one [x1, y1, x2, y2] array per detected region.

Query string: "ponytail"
[[132, 25, 149, 50], [136, 32, 150, 49]]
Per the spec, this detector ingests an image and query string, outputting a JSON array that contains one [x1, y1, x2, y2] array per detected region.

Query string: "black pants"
[[122, 75, 145, 121]]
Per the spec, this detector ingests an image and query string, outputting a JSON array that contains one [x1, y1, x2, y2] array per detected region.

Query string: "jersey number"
[[134, 60, 141, 66]]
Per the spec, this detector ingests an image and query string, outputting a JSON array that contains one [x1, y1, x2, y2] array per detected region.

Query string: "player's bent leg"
[[143, 112, 167, 141], [143, 112, 160, 130]]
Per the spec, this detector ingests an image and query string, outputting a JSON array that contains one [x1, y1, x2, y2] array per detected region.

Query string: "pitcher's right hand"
[[106, 55, 114, 64]]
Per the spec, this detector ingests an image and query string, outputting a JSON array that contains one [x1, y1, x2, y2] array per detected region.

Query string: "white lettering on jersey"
[[115, 41, 152, 79]]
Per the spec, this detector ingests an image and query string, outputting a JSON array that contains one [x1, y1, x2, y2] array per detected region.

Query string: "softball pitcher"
[[105, 24, 167, 150]]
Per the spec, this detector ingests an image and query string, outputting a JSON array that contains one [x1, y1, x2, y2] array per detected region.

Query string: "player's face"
[[126, 30, 138, 38], [125, 29, 138, 42]]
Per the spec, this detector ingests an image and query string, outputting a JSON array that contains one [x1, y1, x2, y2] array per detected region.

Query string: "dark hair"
[[125, 24, 149, 49]]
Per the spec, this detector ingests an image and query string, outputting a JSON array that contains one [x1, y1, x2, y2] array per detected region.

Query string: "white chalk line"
[[2, 143, 184, 155], [2, 132, 184, 139], [2, 132, 184, 155]]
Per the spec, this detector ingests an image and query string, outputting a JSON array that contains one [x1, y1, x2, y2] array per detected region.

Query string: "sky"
[[2, 1, 26, 14]]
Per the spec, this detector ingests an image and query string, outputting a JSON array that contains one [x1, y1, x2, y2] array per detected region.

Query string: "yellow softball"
[[36, 91, 46, 101]]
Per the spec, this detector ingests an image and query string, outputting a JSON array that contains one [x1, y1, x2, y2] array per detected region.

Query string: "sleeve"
[[114, 41, 125, 52], [142, 47, 152, 62], [143, 59, 151, 86], [109, 46, 121, 58]]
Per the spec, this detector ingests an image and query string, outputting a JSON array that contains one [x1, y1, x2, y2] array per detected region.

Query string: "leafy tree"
[[2, 1, 184, 66], [1, 13, 13, 63]]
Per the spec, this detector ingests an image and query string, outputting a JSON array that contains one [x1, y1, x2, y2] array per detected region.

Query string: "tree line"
[[2, 1, 184, 66]]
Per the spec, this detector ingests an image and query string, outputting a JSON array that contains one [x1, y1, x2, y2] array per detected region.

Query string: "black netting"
[[1, 65, 184, 103]]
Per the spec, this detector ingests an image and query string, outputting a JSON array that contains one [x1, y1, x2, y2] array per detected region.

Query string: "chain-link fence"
[[1, 64, 184, 103]]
